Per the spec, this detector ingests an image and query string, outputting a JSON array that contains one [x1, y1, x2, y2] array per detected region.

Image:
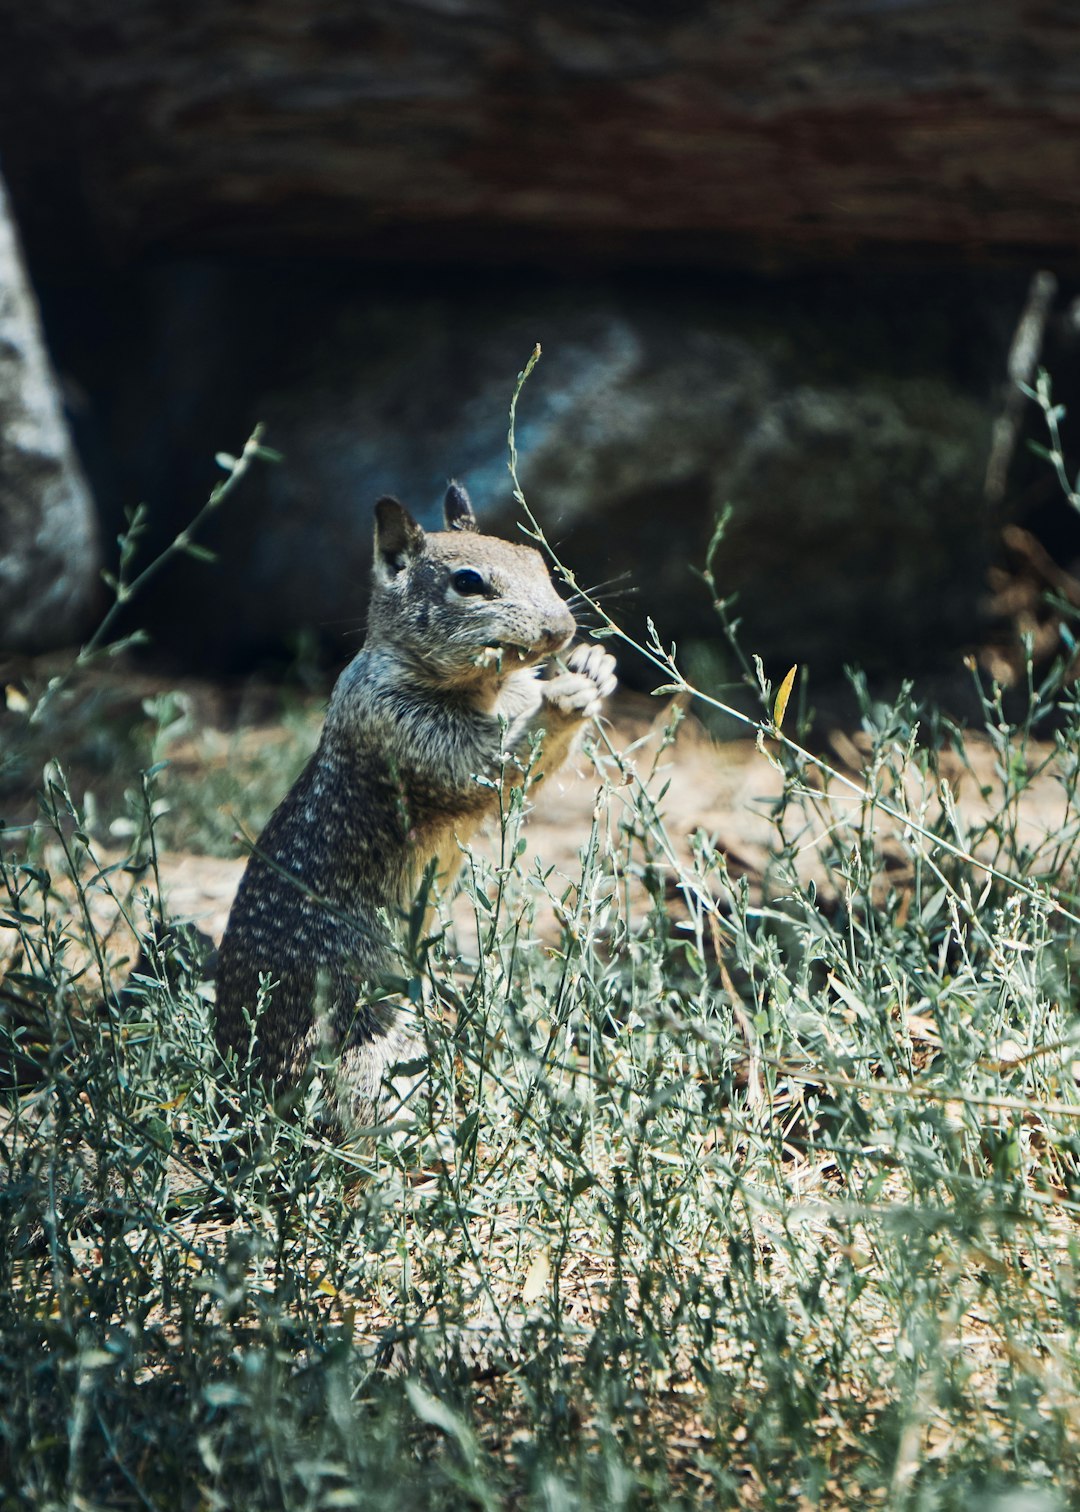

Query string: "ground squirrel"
[[214, 483, 617, 1130]]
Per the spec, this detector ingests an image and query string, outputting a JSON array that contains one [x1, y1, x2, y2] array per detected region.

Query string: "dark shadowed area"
[[1, 1, 1080, 696]]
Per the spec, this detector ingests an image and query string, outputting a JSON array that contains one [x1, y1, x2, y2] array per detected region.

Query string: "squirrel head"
[[367, 483, 576, 689]]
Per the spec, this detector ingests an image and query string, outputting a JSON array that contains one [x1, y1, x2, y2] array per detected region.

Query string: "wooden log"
[[2, 3, 1079, 265]]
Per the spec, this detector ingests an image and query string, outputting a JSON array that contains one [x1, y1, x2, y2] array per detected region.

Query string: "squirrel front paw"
[[543, 644, 618, 721]]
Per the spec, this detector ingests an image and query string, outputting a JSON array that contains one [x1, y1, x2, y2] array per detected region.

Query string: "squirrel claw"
[[567, 643, 617, 698], [544, 643, 617, 720]]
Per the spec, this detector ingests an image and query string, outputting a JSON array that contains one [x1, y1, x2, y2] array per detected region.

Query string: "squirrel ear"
[[374, 496, 425, 580], [443, 480, 478, 533]]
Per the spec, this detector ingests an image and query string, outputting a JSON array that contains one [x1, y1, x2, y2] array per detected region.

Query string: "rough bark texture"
[[2, 2, 1079, 266], [0, 175, 99, 652]]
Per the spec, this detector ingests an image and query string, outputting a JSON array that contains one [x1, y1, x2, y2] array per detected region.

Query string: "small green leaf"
[[182, 541, 217, 563], [389, 1056, 427, 1078], [142, 1116, 173, 1153], [405, 1380, 478, 1463], [455, 1109, 479, 1150]]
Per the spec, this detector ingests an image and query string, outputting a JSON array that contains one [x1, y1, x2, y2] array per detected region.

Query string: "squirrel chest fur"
[[214, 483, 616, 1128]]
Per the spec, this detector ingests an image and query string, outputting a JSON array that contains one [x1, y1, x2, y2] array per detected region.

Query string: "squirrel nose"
[[541, 622, 573, 653], [544, 604, 576, 649]]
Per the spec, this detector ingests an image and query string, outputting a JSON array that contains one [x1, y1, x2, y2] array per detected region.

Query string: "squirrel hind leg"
[[335, 1020, 426, 1139]]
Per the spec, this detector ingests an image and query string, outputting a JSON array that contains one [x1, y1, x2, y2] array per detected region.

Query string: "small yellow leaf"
[[772, 665, 797, 730], [4, 684, 29, 714], [521, 1249, 551, 1305]]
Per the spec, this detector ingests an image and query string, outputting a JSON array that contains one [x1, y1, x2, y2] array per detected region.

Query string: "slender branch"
[[31, 426, 269, 725]]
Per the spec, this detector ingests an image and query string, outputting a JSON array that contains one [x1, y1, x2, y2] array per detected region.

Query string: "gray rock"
[[192, 285, 990, 679], [0, 174, 99, 652]]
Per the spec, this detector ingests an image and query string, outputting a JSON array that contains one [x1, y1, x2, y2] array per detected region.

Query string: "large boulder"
[[148, 280, 993, 681], [0, 175, 99, 652]]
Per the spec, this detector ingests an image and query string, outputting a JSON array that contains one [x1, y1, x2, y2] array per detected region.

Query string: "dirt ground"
[[139, 700, 758, 945], [147, 694, 1076, 951]]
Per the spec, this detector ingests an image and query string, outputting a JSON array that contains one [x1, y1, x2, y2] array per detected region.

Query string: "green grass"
[[0, 666, 322, 858], [3, 364, 1080, 1509], [3, 637, 1080, 1509]]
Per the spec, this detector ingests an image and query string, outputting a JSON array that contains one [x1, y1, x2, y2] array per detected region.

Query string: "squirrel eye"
[[451, 568, 487, 596]]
